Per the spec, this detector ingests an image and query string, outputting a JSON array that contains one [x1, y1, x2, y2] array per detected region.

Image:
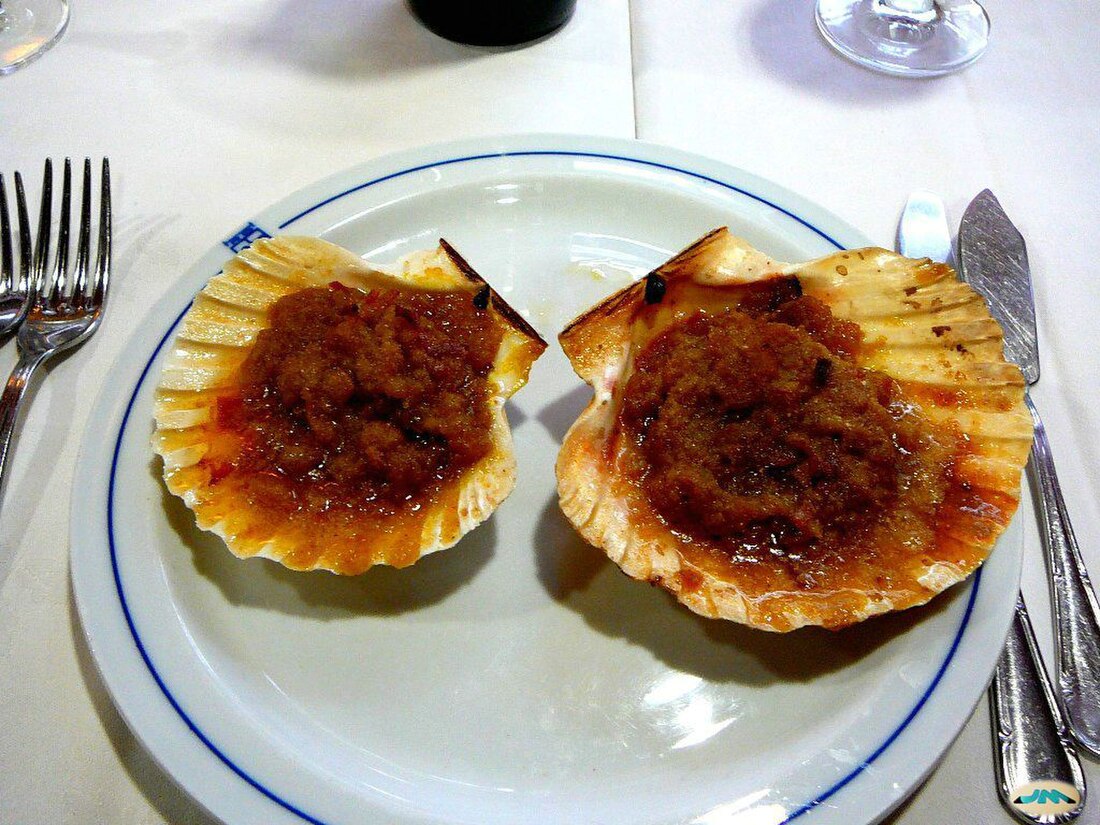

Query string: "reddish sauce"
[[620, 293, 958, 586], [214, 284, 501, 522]]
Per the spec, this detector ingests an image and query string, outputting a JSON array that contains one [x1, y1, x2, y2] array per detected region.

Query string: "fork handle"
[[0, 350, 47, 504], [1028, 395, 1100, 756]]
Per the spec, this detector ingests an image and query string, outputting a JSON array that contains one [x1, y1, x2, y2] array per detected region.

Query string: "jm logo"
[[1013, 788, 1078, 805], [1010, 780, 1082, 817]]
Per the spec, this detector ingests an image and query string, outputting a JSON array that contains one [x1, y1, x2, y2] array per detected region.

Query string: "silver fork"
[[0, 171, 34, 336], [0, 157, 112, 501]]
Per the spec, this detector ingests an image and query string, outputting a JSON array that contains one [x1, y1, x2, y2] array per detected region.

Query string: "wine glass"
[[0, 0, 69, 75], [815, 0, 990, 78]]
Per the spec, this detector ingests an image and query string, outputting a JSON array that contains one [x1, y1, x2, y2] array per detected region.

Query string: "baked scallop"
[[154, 236, 546, 574], [556, 228, 1031, 631]]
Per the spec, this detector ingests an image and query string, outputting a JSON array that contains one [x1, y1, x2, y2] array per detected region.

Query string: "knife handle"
[[990, 595, 1085, 824], [1028, 395, 1100, 756]]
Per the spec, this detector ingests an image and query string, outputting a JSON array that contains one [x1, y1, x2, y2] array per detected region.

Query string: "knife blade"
[[958, 190, 1038, 383], [899, 193, 1084, 825], [959, 191, 1100, 759]]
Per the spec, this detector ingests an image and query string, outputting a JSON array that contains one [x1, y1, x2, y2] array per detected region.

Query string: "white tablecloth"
[[1, 2, 1097, 823]]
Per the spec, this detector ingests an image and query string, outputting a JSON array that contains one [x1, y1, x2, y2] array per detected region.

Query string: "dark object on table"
[[409, 0, 576, 47]]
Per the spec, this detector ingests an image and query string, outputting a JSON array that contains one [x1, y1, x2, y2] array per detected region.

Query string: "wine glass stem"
[[873, 0, 937, 24]]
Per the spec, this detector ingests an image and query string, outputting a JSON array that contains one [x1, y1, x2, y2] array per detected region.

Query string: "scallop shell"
[[557, 228, 1031, 631], [154, 236, 546, 574]]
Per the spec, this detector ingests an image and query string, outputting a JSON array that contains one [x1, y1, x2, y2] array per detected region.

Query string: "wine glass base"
[[0, 0, 70, 75], [816, 0, 990, 78]]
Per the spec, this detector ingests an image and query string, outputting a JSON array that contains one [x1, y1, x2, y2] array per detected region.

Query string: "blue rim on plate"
[[95, 143, 991, 825]]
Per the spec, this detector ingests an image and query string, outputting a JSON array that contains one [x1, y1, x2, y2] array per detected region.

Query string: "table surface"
[[1, 2, 1098, 823]]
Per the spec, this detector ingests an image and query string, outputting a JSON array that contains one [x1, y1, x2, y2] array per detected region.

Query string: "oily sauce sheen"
[[620, 288, 958, 588], [215, 284, 502, 523]]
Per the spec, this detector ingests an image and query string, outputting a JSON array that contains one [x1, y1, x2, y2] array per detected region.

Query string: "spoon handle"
[[990, 595, 1085, 823]]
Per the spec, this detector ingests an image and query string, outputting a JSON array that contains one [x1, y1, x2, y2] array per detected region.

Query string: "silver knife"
[[960, 190, 1100, 757], [898, 192, 1084, 825]]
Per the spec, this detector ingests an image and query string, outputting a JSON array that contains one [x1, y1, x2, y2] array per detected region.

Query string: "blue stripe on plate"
[[782, 568, 981, 824], [110, 148, 978, 825], [277, 150, 845, 251], [109, 300, 327, 825]]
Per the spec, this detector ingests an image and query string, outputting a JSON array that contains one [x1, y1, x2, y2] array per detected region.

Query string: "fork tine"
[[72, 159, 92, 306], [48, 158, 72, 304], [0, 175, 11, 292], [33, 158, 53, 296], [14, 173, 31, 294], [91, 158, 111, 307]]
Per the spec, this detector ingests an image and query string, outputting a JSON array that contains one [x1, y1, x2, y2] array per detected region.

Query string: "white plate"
[[70, 135, 1021, 825]]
